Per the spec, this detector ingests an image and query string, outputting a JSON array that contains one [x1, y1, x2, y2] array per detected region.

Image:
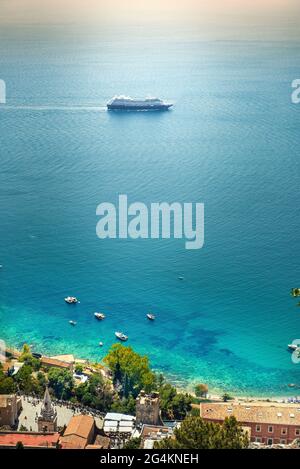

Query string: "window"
[[255, 437, 261, 443], [268, 426, 274, 433], [267, 438, 273, 446], [281, 428, 287, 435], [295, 428, 300, 436], [280, 439, 286, 444], [255, 425, 261, 432]]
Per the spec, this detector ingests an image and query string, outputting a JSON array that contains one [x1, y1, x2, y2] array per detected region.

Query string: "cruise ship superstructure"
[[107, 96, 173, 111]]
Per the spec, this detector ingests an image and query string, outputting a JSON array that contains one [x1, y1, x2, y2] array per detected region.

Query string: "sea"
[[0, 24, 300, 396]]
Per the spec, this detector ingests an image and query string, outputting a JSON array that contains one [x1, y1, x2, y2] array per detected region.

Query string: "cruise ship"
[[107, 96, 173, 111]]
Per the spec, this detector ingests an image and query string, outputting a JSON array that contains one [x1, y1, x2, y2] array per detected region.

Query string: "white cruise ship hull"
[[107, 103, 173, 111]]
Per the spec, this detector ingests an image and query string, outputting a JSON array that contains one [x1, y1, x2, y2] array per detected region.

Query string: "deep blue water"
[[0, 26, 300, 396]]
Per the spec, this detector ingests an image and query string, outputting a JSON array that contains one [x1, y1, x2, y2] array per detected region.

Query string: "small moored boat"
[[288, 344, 299, 351], [115, 331, 128, 341], [65, 296, 79, 304], [147, 313, 155, 321], [291, 288, 300, 298], [94, 312, 105, 320], [99, 342, 103, 347], [69, 320, 77, 326]]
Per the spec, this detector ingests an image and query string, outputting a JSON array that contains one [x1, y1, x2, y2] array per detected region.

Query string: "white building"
[[103, 412, 135, 448]]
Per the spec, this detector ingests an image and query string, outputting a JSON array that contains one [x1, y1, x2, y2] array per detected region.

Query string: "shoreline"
[[4, 341, 300, 403]]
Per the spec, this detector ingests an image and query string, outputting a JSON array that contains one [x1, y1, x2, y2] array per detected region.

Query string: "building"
[[40, 356, 73, 371], [136, 391, 161, 426], [50, 354, 75, 365], [59, 414, 95, 449], [37, 387, 57, 433], [0, 431, 60, 449], [0, 395, 22, 428], [5, 347, 21, 360], [140, 424, 175, 449], [200, 402, 300, 445], [103, 412, 135, 448], [1, 361, 12, 374], [86, 435, 110, 449], [9, 361, 24, 376]]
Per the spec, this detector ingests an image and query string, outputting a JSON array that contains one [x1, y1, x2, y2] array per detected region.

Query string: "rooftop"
[[50, 354, 75, 364], [104, 412, 135, 422], [10, 361, 24, 376], [201, 402, 300, 426], [90, 435, 110, 449], [103, 413, 135, 435], [0, 431, 59, 448], [63, 414, 94, 439], [41, 357, 72, 369], [141, 424, 173, 440], [60, 415, 95, 449]]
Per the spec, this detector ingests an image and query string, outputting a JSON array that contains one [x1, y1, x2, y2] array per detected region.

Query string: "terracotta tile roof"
[[41, 357, 72, 369], [141, 425, 172, 439], [60, 415, 95, 449], [201, 402, 300, 426], [63, 415, 94, 439], [0, 432, 59, 448], [60, 438, 86, 449]]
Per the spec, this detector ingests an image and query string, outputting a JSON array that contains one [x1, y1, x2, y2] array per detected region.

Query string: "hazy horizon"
[[0, 0, 299, 40]]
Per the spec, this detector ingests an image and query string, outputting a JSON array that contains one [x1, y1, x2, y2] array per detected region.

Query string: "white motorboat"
[[115, 331, 128, 342], [65, 296, 79, 304], [147, 313, 155, 321], [94, 312, 106, 320], [288, 344, 299, 351]]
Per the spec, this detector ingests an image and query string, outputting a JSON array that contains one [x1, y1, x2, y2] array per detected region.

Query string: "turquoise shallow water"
[[0, 26, 300, 396]]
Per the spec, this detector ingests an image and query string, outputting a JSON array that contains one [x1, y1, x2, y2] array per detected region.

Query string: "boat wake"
[[0, 105, 107, 112]]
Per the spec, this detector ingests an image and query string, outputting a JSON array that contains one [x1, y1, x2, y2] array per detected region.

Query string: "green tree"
[[104, 344, 155, 398], [19, 344, 40, 371], [110, 394, 136, 415], [123, 437, 141, 449], [222, 392, 233, 402], [75, 373, 113, 411], [82, 392, 93, 406], [75, 364, 84, 374], [0, 377, 16, 394], [159, 383, 192, 420], [195, 383, 208, 398], [37, 371, 47, 388], [19, 425, 28, 432], [154, 416, 249, 449], [15, 441, 24, 449], [15, 365, 41, 395], [21, 344, 31, 355], [48, 368, 74, 400], [156, 373, 165, 388], [23, 356, 40, 371]]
